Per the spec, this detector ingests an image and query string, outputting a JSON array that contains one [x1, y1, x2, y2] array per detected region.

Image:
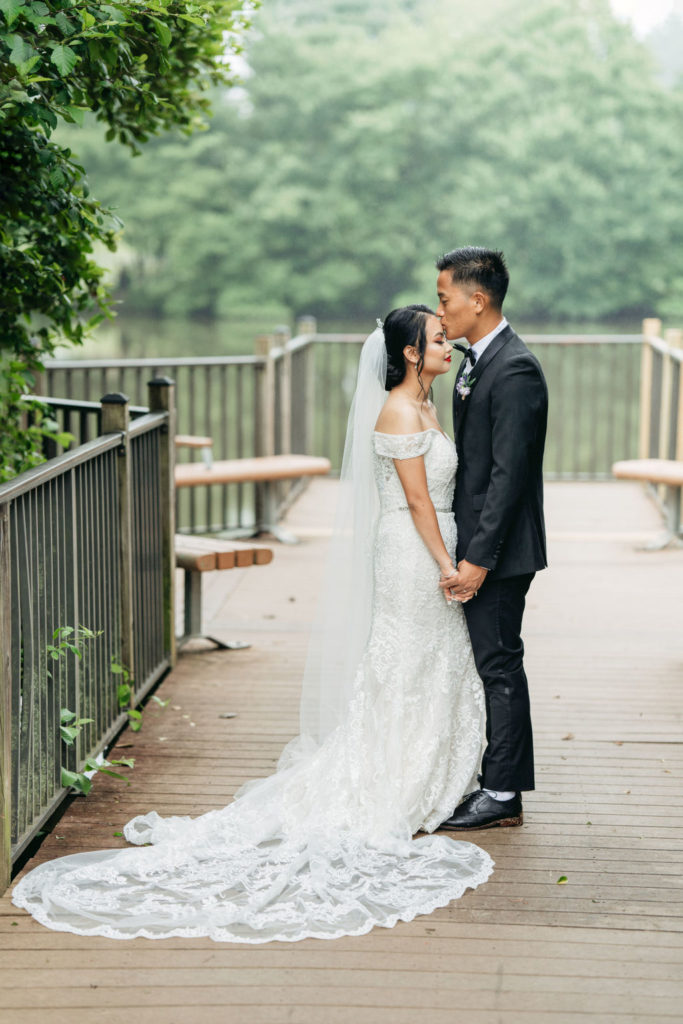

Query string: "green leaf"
[[50, 43, 79, 76], [113, 831, 123, 837], [78, 626, 101, 638], [60, 708, 76, 724], [61, 767, 92, 795], [8, 34, 35, 68], [100, 4, 127, 23], [64, 104, 85, 126], [49, 167, 65, 188], [60, 724, 80, 744], [556, 875, 568, 885], [96, 767, 131, 784], [0, 1, 25, 29], [177, 14, 206, 27], [54, 11, 74, 36], [18, 53, 40, 76], [150, 16, 171, 48]]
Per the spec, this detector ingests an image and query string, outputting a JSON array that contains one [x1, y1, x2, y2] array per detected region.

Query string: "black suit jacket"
[[452, 324, 548, 580]]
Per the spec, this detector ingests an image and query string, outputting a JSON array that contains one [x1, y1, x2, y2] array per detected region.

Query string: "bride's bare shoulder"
[[374, 397, 422, 436]]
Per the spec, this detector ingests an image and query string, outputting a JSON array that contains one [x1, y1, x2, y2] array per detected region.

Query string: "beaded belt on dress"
[[393, 506, 452, 512]]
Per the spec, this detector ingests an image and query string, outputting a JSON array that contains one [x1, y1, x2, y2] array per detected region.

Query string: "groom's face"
[[436, 271, 479, 342]]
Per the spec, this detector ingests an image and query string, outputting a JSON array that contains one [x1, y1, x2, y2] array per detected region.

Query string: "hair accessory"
[[376, 318, 384, 330]]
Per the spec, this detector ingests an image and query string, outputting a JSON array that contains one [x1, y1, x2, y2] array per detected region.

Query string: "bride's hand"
[[439, 567, 458, 603]]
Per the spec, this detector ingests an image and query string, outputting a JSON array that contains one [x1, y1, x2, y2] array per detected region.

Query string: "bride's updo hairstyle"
[[383, 304, 435, 392]]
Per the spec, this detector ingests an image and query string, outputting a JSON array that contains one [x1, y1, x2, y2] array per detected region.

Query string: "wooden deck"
[[2, 480, 682, 1024]]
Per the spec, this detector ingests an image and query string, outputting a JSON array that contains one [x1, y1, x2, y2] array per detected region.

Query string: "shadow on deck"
[[2, 480, 682, 1023]]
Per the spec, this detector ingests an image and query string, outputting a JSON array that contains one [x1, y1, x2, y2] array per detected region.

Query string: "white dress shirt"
[[468, 317, 508, 363]]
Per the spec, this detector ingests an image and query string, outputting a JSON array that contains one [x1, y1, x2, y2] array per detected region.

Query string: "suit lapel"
[[454, 325, 514, 439], [453, 356, 468, 438]]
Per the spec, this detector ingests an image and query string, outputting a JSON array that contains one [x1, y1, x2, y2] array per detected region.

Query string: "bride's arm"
[[393, 456, 456, 580], [375, 403, 456, 580]]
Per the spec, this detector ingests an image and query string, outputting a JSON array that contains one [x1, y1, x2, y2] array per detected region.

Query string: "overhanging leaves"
[[0, 0, 255, 480]]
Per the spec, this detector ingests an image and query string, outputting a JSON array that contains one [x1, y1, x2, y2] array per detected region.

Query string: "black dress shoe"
[[439, 790, 523, 831]]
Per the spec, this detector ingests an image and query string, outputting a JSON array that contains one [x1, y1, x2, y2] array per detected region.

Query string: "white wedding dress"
[[12, 427, 492, 943]]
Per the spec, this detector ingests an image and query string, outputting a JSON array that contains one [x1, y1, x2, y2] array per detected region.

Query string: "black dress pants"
[[463, 573, 535, 792]]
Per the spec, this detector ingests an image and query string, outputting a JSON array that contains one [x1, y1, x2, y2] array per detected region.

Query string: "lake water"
[[53, 313, 640, 361]]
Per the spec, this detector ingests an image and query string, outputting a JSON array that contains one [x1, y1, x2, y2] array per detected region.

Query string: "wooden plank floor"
[[2, 480, 682, 1024]]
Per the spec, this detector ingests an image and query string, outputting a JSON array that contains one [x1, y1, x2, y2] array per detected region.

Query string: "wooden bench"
[[612, 458, 683, 549], [175, 536, 273, 650], [174, 452, 332, 543], [175, 434, 214, 468]]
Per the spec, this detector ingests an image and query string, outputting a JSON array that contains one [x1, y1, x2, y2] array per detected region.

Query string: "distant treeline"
[[58, 0, 683, 323]]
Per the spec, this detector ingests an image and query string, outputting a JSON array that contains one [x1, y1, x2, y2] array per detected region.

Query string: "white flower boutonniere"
[[456, 370, 476, 400]]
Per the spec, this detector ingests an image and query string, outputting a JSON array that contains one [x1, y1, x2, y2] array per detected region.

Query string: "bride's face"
[[420, 315, 453, 376]]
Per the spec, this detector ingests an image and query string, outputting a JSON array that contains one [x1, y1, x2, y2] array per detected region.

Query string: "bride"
[[12, 304, 493, 942]]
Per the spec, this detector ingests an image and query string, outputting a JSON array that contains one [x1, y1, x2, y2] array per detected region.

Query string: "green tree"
[[54, 0, 683, 326], [0, 0, 253, 480]]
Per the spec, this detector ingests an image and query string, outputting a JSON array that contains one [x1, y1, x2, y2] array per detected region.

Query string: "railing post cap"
[[642, 318, 662, 339], [101, 392, 129, 405], [148, 376, 175, 387]]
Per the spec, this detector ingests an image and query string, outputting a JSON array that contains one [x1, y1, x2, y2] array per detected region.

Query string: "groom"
[[436, 247, 548, 830]]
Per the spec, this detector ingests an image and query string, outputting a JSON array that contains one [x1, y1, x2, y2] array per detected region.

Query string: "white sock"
[[483, 788, 515, 801]]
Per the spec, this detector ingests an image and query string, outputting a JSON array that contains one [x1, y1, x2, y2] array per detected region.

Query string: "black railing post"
[[0, 504, 11, 893], [101, 394, 134, 688], [148, 378, 177, 667]]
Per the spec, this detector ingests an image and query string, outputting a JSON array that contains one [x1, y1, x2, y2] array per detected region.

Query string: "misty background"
[[54, 0, 683, 358]]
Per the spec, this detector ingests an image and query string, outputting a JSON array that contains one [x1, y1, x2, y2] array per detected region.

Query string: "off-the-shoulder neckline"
[[373, 427, 452, 442]]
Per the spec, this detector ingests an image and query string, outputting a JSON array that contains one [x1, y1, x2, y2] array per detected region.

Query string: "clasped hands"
[[439, 560, 488, 604]]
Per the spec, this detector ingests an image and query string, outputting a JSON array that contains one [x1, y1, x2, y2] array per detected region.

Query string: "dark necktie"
[[453, 345, 475, 371]]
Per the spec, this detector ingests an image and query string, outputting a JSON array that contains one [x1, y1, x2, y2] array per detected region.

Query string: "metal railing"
[[42, 356, 263, 534], [40, 322, 656, 533], [292, 327, 645, 482], [0, 380, 176, 890], [639, 319, 683, 462]]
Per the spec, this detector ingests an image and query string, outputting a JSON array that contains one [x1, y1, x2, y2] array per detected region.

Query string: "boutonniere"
[[456, 370, 476, 401]]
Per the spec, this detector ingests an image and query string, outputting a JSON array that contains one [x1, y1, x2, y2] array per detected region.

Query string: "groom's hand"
[[439, 560, 488, 602]]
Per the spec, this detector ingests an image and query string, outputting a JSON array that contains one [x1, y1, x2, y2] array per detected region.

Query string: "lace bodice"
[[373, 429, 457, 512]]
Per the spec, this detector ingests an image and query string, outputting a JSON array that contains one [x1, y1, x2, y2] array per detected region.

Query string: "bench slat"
[[175, 536, 274, 568], [175, 547, 217, 572], [612, 459, 683, 487], [176, 538, 236, 570], [175, 435, 213, 449], [174, 454, 331, 487]]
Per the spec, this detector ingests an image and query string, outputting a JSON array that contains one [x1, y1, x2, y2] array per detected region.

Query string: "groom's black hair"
[[436, 247, 509, 310]]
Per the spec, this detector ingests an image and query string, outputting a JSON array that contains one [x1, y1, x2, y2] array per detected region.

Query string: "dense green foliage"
[[57, 0, 683, 325], [0, 0, 252, 479]]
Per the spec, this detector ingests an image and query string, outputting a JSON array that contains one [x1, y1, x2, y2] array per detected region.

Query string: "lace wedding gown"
[[12, 428, 492, 943]]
